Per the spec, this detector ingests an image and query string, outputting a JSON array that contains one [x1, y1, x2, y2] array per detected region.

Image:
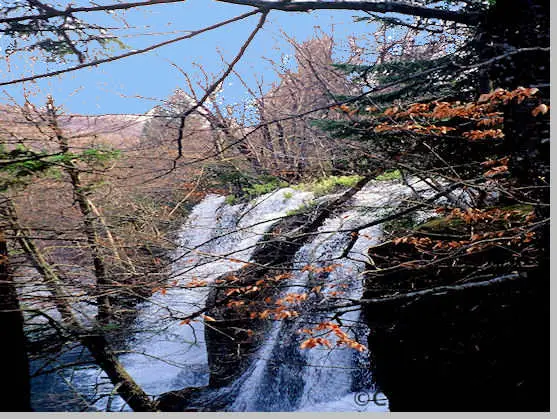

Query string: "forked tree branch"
[[171, 10, 268, 164]]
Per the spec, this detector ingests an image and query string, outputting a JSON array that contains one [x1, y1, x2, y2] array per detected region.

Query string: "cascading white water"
[[33, 187, 314, 411], [225, 180, 423, 412], [31, 178, 450, 412], [114, 188, 314, 403]]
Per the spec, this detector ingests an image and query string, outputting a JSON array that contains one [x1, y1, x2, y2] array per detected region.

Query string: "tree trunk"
[[0, 229, 31, 411], [12, 222, 159, 412], [81, 334, 159, 412], [46, 96, 112, 324]]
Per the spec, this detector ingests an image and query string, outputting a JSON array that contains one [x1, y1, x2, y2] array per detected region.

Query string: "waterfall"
[[31, 188, 314, 411], [114, 188, 314, 402], [224, 180, 418, 412], [31, 178, 443, 412]]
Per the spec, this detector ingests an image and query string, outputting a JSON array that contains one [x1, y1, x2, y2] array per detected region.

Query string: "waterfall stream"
[[31, 178, 451, 412]]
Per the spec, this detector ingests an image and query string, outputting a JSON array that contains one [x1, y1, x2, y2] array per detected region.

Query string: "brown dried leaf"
[[531, 104, 549, 117]]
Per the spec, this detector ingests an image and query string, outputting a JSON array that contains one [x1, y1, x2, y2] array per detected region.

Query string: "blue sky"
[[0, 0, 378, 115]]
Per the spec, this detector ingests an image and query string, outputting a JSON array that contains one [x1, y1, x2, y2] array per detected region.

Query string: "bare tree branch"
[[0, 0, 187, 24], [172, 10, 268, 163], [0, 10, 259, 87], [215, 0, 479, 25], [336, 273, 523, 307]]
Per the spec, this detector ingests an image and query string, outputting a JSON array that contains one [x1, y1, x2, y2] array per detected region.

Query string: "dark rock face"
[[362, 208, 549, 411], [156, 387, 207, 412], [204, 266, 275, 389], [360, 1, 549, 411], [364, 272, 548, 411]]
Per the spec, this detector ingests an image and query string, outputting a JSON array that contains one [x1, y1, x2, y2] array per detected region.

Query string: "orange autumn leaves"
[[247, 290, 308, 321], [392, 206, 537, 257], [477, 86, 541, 105], [167, 261, 366, 352], [374, 121, 456, 136], [332, 86, 548, 142], [440, 206, 535, 226], [531, 104, 549, 117], [300, 263, 341, 274], [481, 156, 509, 178], [462, 129, 505, 141], [179, 314, 216, 326], [299, 322, 367, 352]]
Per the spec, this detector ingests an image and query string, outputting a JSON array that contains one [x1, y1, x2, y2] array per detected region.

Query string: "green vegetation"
[[375, 169, 402, 181], [498, 204, 534, 214], [0, 144, 121, 185], [416, 216, 467, 235], [286, 201, 316, 217], [225, 194, 237, 205], [221, 174, 363, 205], [242, 176, 289, 197], [206, 161, 291, 202], [416, 204, 534, 236], [295, 175, 362, 196], [79, 146, 122, 166]]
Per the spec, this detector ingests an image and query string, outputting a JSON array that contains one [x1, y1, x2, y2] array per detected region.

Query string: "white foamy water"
[[116, 189, 313, 400], [42, 188, 314, 411], [227, 180, 421, 412], [32, 178, 449, 412]]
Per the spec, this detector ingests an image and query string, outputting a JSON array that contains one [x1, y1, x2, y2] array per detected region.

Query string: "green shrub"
[[375, 169, 402, 181], [79, 146, 121, 166], [295, 175, 363, 196], [242, 176, 289, 198]]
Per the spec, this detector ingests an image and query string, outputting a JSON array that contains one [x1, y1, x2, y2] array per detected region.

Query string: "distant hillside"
[[0, 104, 149, 150], [59, 114, 148, 149]]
